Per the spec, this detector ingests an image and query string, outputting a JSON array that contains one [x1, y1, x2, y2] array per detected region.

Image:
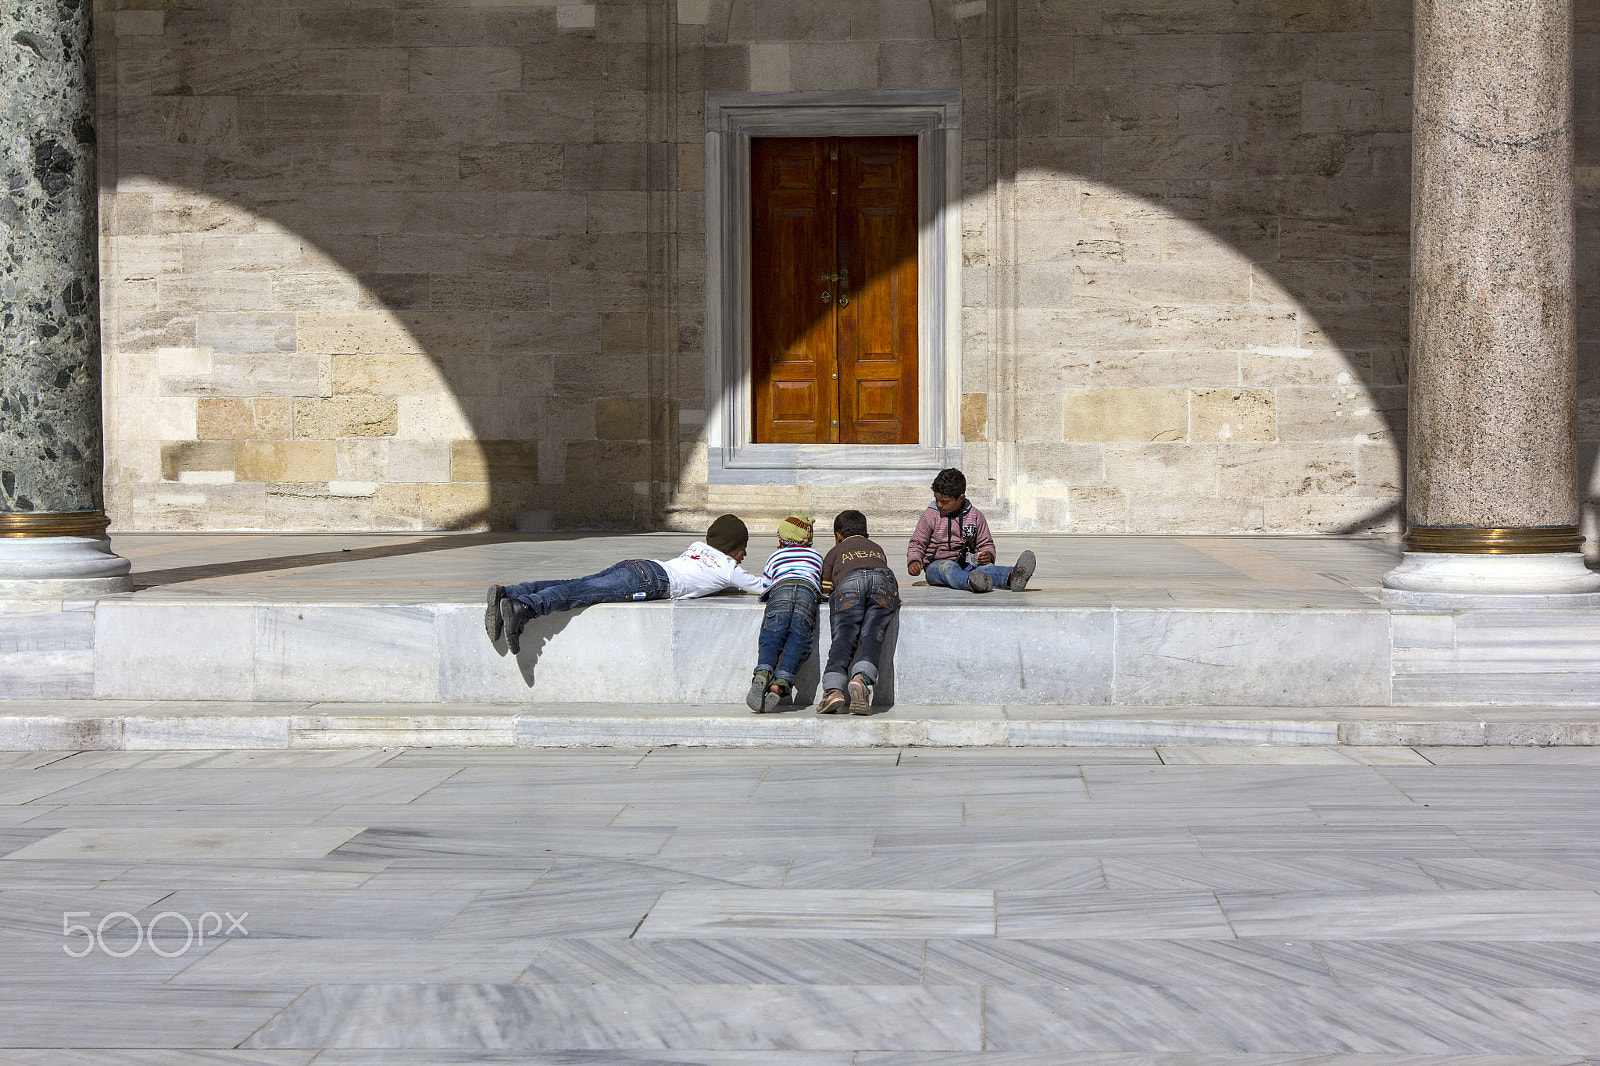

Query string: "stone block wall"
[[89, 0, 1596, 535]]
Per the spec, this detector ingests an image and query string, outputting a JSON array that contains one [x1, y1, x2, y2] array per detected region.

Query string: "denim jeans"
[[823, 568, 899, 693], [924, 557, 1015, 591], [754, 581, 819, 687], [504, 559, 670, 616]]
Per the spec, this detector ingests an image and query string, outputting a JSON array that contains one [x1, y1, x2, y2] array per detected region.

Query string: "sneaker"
[[1007, 550, 1036, 592], [967, 569, 993, 593], [817, 689, 849, 714], [847, 674, 872, 714], [500, 597, 532, 655], [484, 585, 505, 643], [746, 671, 772, 713]]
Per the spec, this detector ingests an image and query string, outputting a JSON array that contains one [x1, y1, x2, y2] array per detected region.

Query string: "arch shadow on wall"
[[105, 1, 1600, 537]]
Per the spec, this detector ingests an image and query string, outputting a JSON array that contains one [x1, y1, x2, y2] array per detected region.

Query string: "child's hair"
[[932, 467, 966, 497], [833, 509, 868, 538]]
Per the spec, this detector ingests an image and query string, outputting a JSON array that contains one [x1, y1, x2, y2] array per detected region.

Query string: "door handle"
[[820, 291, 830, 302], [838, 294, 849, 307]]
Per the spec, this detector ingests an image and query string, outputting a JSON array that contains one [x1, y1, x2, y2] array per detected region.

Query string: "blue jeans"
[[755, 581, 819, 687], [823, 568, 899, 693], [504, 559, 670, 616], [924, 557, 1015, 591]]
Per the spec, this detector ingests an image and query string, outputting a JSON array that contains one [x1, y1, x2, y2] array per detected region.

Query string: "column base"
[[1382, 552, 1600, 608], [0, 535, 132, 598]]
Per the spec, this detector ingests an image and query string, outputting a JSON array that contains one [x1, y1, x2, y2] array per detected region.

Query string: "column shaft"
[[1, 0, 129, 594], [1407, 0, 1575, 536]]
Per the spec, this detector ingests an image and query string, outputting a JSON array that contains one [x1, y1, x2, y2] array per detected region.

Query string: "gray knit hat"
[[706, 513, 748, 555]]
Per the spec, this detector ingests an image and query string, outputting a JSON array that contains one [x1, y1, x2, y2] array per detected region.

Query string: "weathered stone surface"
[[2, 0, 104, 515]]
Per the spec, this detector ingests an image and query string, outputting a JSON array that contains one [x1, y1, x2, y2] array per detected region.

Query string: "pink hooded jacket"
[[907, 499, 997, 566]]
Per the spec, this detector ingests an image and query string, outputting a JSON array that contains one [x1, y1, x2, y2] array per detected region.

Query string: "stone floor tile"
[[984, 985, 1600, 1053], [32, 768, 456, 806], [871, 826, 1206, 858], [328, 824, 672, 861], [1219, 890, 1600, 939], [1314, 940, 1600, 987], [127, 889, 481, 940], [1099, 855, 1440, 891], [313, 1054, 852, 1065], [1415, 747, 1600, 765], [920, 937, 1334, 986], [519, 937, 926, 984], [1153, 745, 1366, 764], [1413, 854, 1600, 890], [5, 826, 364, 862], [1080, 765, 1415, 805], [241, 983, 984, 1050], [0, 984, 301, 1048], [18, 805, 342, 828], [169, 938, 551, 986], [436, 886, 665, 939], [996, 890, 1235, 939], [2, 1051, 317, 1065], [1189, 825, 1480, 854], [780, 855, 1106, 890], [654, 827, 877, 860], [0, 768, 113, 805], [635, 888, 994, 938], [529, 857, 791, 890]]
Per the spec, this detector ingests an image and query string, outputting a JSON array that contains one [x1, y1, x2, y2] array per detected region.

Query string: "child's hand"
[[977, 552, 994, 565], [907, 560, 923, 576]]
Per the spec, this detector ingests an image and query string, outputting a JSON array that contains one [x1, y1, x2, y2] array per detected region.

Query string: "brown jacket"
[[820, 536, 891, 594]]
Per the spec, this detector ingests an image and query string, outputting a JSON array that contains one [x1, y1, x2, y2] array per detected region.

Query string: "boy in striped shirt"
[[747, 513, 824, 713]]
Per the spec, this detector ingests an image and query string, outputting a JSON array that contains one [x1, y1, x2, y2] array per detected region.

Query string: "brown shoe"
[[847, 674, 872, 714], [817, 689, 848, 714]]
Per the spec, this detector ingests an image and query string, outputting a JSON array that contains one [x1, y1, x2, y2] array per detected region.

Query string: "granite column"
[[1384, 0, 1600, 600], [1, 0, 129, 595]]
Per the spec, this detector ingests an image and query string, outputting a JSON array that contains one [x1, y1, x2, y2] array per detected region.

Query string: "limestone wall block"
[[1086, 351, 1241, 389], [1015, 308, 1155, 353], [1105, 443, 1222, 496], [374, 483, 494, 530], [299, 49, 410, 94], [961, 393, 988, 442], [334, 439, 390, 484], [1263, 495, 1399, 533], [1016, 262, 1076, 308], [408, 47, 522, 93], [264, 487, 377, 531], [117, 97, 238, 147], [157, 273, 275, 314], [130, 484, 267, 531], [1217, 443, 1360, 498], [1015, 392, 1067, 443], [1067, 486, 1129, 532], [1189, 388, 1276, 442], [1275, 384, 1403, 443], [1062, 389, 1188, 444], [109, 351, 159, 400], [299, 311, 484, 357], [197, 398, 292, 441], [1072, 262, 1251, 308], [1151, 307, 1296, 350], [1161, 217, 1279, 267], [498, 192, 592, 236], [194, 312, 297, 356], [563, 440, 650, 484], [1016, 136, 1099, 176], [497, 91, 594, 141], [879, 40, 959, 89], [388, 440, 452, 484], [238, 95, 385, 148], [271, 274, 363, 312], [160, 441, 236, 483], [331, 354, 448, 398], [1126, 491, 1266, 534], [113, 237, 184, 277], [1239, 349, 1356, 386], [108, 442, 162, 487], [595, 398, 652, 440], [1014, 178, 1082, 222], [1013, 443, 1106, 484], [235, 441, 336, 483], [1078, 181, 1210, 221], [295, 397, 400, 439], [112, 397, 197, 442], [459, 143, 565, 191], [1356, 443, 1403, 496], [1278, 0, 1374, 31], [397, 397, 474, 441], [450, 440, 540, 483], [563, 143, 649, 191]]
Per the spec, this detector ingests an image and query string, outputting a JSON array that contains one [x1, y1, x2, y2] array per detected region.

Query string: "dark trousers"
[[755, 581, 820, 686], [504, 559, 670, 616], [823, 567, 899, 692]]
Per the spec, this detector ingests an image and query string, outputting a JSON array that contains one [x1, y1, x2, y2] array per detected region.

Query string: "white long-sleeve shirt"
[[655, 541, 767, 599]]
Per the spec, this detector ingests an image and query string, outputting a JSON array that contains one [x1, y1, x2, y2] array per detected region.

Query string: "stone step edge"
[[2, 708, 1595, 749]]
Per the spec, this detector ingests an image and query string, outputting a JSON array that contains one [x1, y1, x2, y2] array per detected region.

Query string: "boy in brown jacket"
[[817, 510, 900, 715]]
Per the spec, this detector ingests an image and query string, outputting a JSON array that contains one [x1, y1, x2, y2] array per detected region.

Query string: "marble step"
[[1, 700, 1596, 750]]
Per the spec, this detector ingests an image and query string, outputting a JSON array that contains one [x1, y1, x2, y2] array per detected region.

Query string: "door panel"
[[752, 138, 836, 444], [836, 137, 918, 445], [751, 135, 917, 446]]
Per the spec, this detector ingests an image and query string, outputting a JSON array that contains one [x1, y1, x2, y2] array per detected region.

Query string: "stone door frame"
[[704, 91, 961, 485]]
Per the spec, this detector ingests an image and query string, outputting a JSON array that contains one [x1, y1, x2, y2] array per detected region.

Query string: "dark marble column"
[[1385, 0, 1600, 599], [1, 0, 129, 594]]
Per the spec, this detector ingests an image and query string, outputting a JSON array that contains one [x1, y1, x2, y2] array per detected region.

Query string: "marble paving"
[[2, 746, 1600, 1061]]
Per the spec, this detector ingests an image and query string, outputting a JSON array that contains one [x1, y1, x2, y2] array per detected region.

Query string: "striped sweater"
[[761, 543, 823, 597]]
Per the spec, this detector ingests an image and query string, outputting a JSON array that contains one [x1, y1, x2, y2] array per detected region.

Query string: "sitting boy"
[[747, 512, 824, 714], [907, 467, 1036, 594], [486, 514, 765, 654], [817, 510, 900, 715]]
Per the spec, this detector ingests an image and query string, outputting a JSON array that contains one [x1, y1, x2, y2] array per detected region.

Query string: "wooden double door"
[[751, 136, 918, 445]]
